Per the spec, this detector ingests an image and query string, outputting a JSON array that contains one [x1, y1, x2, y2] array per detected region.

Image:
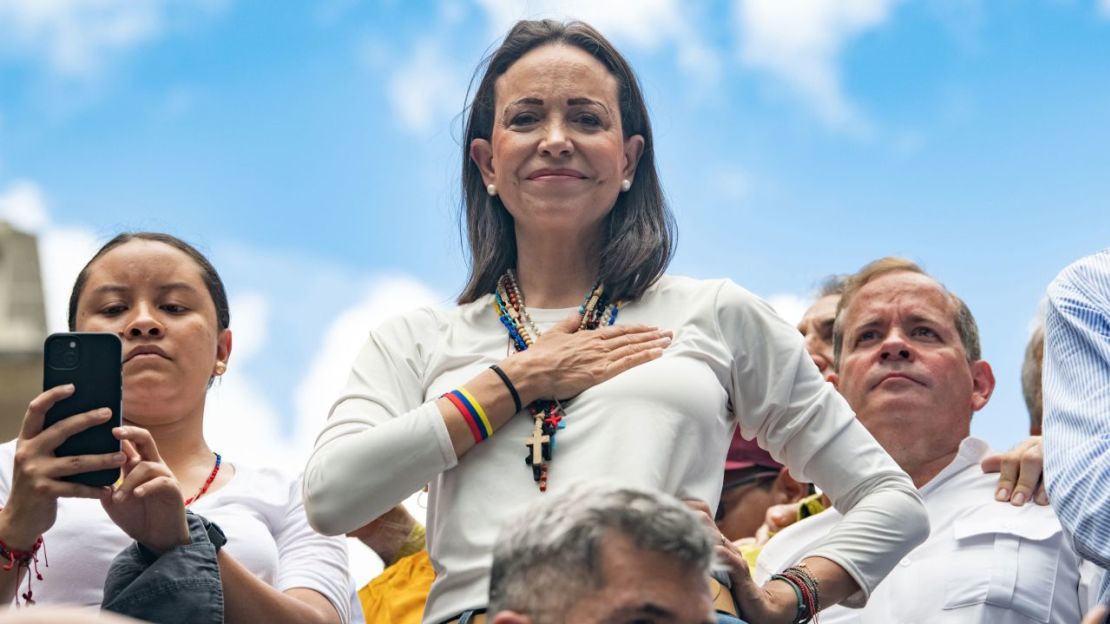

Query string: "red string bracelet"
[[0, 530, 47, 606]]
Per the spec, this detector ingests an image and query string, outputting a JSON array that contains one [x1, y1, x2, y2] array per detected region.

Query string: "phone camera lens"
[[48, 337, 81, 369]]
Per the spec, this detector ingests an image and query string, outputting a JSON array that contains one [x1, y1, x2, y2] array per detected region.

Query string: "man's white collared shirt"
[[755, 437, 1086, 623]]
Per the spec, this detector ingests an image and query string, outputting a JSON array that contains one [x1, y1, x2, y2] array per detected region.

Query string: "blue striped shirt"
[[1044, 247, 1110, 605]]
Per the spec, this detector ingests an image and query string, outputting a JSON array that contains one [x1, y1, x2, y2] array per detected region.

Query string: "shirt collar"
[[919, 436, 991, 496]]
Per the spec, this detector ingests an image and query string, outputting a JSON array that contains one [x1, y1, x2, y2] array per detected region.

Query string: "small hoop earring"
[[486, 183, 498, 197], [620, 179, 632, 192]]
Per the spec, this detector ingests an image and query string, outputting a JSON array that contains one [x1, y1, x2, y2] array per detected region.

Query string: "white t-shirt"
[[755, 437, 1088, 623], [0, 441, 351, 623], [305, 275, 929, 624]]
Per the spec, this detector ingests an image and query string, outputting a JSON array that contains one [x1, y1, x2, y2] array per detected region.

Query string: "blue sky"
[[3, 0, 1109, 472]]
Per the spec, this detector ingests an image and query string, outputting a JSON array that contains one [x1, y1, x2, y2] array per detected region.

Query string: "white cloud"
[[0, 179, 49, 232], [735, 0, 895, 130], [201, 290, 297, 471], [226, 291, 268, 362], [292, 275, 443, 460], [0, 0, 227, 77], [1100, 0, 1110, 18], [39, 226, 100, 332], [475, 0, 722, 85], [708, 165, 752, 203], [386, 40, 469, 136], [292, 275, 442, 587], [203, 366, 292, 472], [765, 292, 811, 327]]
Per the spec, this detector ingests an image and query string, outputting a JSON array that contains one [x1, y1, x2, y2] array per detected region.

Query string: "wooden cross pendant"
[[524, 417, 551, 490]]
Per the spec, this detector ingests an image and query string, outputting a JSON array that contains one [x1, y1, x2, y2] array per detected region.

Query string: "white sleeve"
[[303, 308, 457, 536], [272, 476, 352, 624], [716, 281, 929, 606]]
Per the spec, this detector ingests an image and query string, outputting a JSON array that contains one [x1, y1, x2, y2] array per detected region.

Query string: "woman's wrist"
[[497, 353, 544, 406], [763, 578, 809, 623], [0, 506, 44, 552]]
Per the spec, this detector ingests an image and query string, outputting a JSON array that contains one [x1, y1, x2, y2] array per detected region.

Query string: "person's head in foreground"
[[831, 257, 994, 486], [488, 482, 717, 624], [797, 275, 846, 374]]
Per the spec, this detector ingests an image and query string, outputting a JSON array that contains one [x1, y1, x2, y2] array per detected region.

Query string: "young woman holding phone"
[[0, 232, 350, 623]]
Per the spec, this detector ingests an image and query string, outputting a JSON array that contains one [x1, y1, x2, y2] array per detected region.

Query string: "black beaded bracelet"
[[489, 364, 523, 413]]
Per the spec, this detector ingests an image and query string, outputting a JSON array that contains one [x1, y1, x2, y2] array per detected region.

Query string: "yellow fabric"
[[739, 492, 830, 570], [797, 492, 828, 520], [358, 549, 435, 624], [394, 522, 427, 564], [738, 542, 762, 572]]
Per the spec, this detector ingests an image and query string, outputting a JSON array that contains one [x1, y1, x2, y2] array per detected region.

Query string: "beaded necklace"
[[492, 269, 619, 491], [184, 452, 222, 506]]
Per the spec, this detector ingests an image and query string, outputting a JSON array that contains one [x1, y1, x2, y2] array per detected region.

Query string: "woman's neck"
[[514, 228, 602, 308], [125, 408, 212, 475]]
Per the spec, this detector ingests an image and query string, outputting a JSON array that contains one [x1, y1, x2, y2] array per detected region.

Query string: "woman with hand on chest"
[[305, 20, 928, 624]]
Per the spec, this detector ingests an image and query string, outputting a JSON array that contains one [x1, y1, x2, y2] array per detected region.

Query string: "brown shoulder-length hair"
[[457, 19, 676, 304]]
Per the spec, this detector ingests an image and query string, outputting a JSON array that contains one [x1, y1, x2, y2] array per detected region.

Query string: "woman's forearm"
[[219, 550, 340, 624], [304, 362, 532, 536]]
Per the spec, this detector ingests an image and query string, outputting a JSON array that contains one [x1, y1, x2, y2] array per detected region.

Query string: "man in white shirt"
[[755, 257, 1087, 623]]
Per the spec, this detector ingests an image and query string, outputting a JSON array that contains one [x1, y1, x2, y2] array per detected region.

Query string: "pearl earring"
[[620, 179, 632, 192], [487, 184, 498, 197], [214, 361, 227, 376]]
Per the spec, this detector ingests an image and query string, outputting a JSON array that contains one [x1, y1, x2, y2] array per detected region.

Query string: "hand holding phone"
[[0, 384, 126, 550]]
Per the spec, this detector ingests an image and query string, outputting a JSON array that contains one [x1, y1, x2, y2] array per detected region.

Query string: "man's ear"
[[491, 611, 532, 624], [827, 371, 839, 390], [970, 360, 995, 413], [470, 138, 496, 187], [771, 469, 810, 506]]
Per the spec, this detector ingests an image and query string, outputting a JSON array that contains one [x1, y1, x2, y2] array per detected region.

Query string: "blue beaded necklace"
[[492, 269, 619, 491]]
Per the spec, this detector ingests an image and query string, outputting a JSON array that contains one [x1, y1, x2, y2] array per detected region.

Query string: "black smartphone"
[[42, 332, 122, 487]]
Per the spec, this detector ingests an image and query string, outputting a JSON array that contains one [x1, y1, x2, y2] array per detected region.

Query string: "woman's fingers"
[[30, 478, 106, 500], [21, 384, 76, 439], [113, 426, 164, 463], [609, 334, 672, 358], [46, 451, 126, 478], [597, 324, 665, 341], [605, 343, 666, 377], [33, 407, 113, 452], [121, 439, 141, 467], [133, 475, 180, 499], [112, 461, 170, 502]]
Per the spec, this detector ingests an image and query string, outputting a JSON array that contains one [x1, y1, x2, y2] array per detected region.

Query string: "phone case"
[[42, 332, 123, 487]]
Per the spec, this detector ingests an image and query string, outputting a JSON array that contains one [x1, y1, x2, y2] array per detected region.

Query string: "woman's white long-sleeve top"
[[304, 275, 928, 624]]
